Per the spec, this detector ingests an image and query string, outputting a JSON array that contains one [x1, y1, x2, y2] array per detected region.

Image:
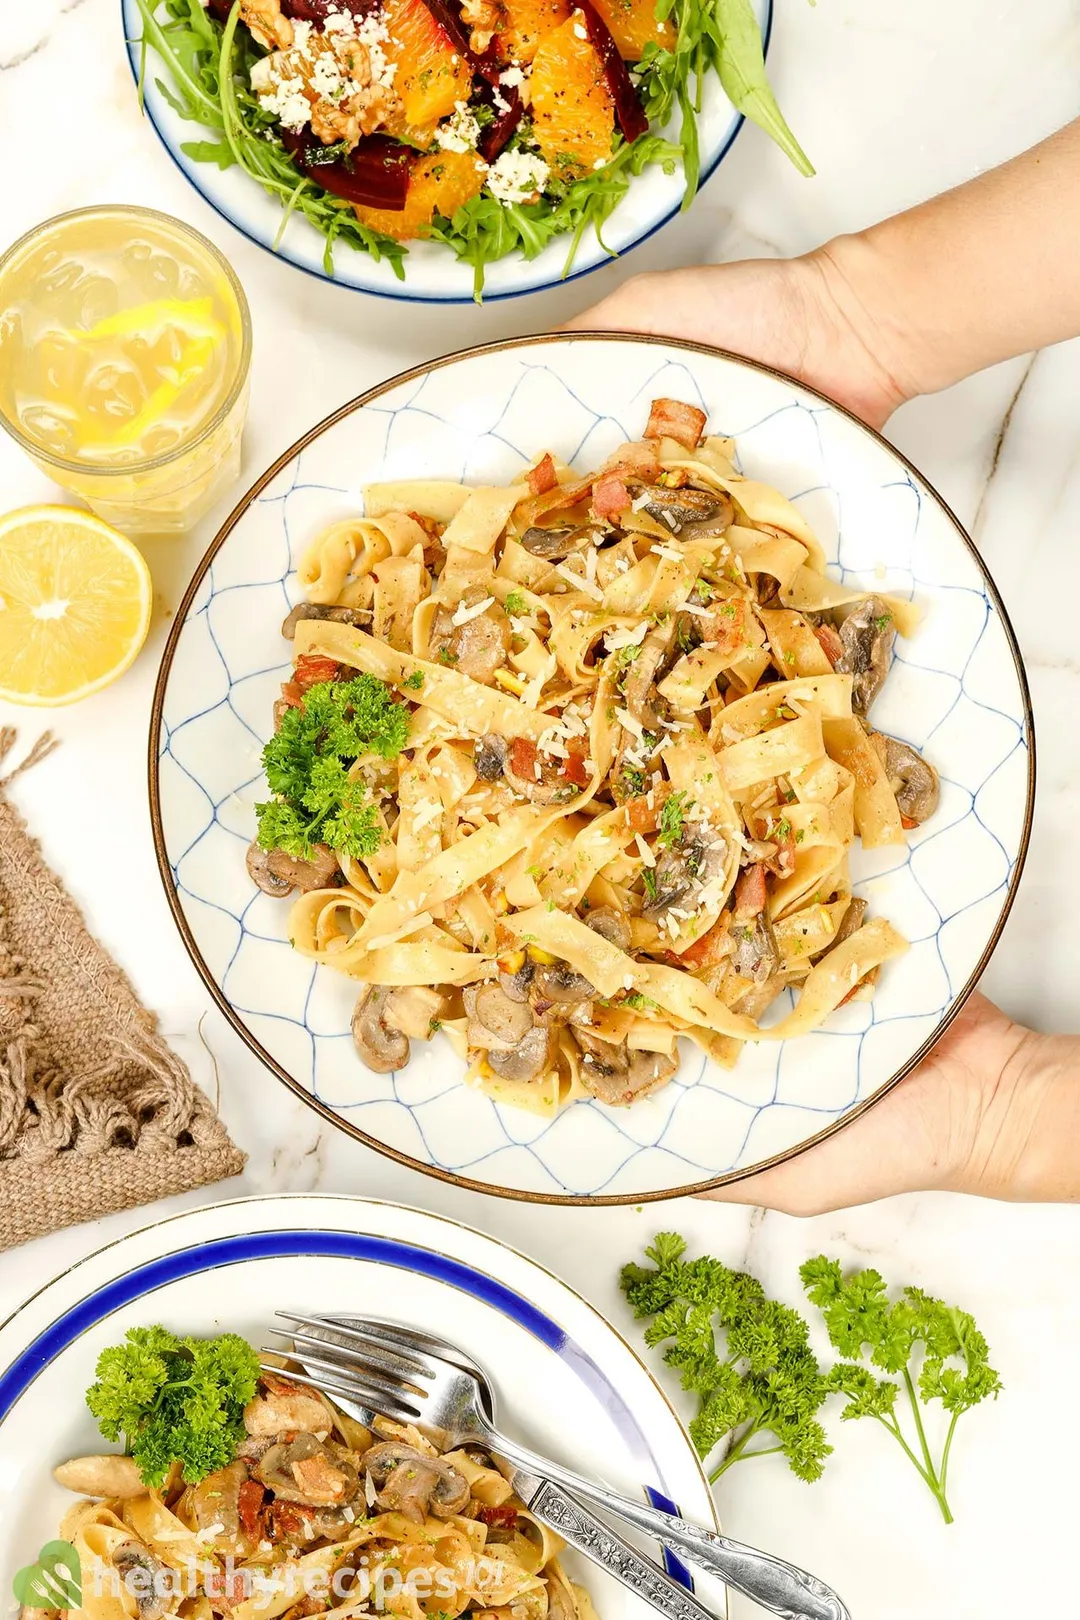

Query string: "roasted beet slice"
[[575, 0, 648, 143], [281, 130, 414, 209], [208, 0, 378, 25], [477, 86, 524, 161], [418, 0, 502, 82]]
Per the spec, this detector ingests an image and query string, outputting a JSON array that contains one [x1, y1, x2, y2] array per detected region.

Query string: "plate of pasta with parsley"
[[122, 0, 799, 301], [151, 334, 1033, 1202]]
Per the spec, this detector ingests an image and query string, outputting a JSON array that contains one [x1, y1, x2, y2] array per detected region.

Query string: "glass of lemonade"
[[0, 206, 252, 536]]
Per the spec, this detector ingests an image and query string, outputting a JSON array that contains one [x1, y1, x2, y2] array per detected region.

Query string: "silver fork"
[[265, 1313, 851, 1620]]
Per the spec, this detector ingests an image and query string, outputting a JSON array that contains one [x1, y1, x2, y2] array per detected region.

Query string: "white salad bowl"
[[121, 0, 771, 303], [0, 1195, 724, 1617], [150, 334, 1034, 1202]]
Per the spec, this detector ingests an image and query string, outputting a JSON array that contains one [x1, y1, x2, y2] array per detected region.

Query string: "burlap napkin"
[[0, 727, 245, 1250]]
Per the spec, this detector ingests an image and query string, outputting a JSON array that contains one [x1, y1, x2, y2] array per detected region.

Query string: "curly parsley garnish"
[[255, 673, 410, 861], [622, 1234, 831, 1482], [800, 1258, 1001, 1524], [87, 1328, 260, 1489]]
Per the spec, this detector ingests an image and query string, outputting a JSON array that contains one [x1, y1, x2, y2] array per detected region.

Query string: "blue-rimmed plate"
[[0, 1196, 723, 1617], [121, 0, 770, 303], [150, 334, 1034, 1203]]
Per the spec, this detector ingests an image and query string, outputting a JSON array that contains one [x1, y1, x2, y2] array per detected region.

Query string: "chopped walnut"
[[460, 0, 503, 53], [241, 0, 294, 50]]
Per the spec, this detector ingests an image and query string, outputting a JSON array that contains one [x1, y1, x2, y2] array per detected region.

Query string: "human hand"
[[699, 992, 1076, 1214], [565, 248, 920, 430]]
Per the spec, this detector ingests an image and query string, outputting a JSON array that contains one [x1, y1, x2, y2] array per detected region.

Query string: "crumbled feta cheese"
[[573, 19, 588, 36], [500, 66, 525, 87], [592, 157, 607, 170], [486, 149, 550, 204], [436, 101, 482, 152]]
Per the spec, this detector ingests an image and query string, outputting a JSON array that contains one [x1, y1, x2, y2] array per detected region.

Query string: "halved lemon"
[[0, 506, 153, 706]]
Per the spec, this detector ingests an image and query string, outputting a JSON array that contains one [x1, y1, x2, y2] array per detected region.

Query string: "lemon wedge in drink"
[[66, 297, 228, 454], [0, 507, 153, 706]]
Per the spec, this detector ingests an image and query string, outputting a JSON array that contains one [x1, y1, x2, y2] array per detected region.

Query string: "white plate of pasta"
[[0, 1196, 724, 1620], [151, 334, 1034, 1202]]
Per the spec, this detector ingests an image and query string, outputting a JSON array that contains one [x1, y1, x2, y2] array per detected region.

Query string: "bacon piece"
[[561, 738, 590, 787], [266, 1499, 320, 1541], [900, 814, 918, 831], [294, 654, 342, 690], [477, 1502, 520, 1528], [602, 440, 661, 480], [679, 913, 732, 970], [626, 795, 657, 834], [711, 599, 749, 658], [205, 1569, 250, 1613], [279, 680, 305, 711], [237, 1479, 265, 1540], [644, 397, 707, 451], [509, 737, 539, 778], [526, 453, 558, 496], [813, 622, 844, 668], [838, 966, 880, 1007], [733, 862, 768, 919], [592, 474, 631, 519]]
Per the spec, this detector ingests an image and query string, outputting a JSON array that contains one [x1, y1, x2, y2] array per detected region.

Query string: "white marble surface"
[[2, 2, 1080, 1615]]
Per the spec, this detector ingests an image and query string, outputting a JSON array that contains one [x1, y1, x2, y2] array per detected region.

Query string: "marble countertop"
[[3, 1, 1080, 1615]]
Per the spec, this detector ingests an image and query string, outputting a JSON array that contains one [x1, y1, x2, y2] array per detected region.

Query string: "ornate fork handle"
[[529, 1480, 721, 1620], [485, 1428, 851, 1620]]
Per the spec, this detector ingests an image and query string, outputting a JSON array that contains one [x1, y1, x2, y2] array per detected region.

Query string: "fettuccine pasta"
[[247, 397, 939, 1112], [53, 1365, 588, 1620]]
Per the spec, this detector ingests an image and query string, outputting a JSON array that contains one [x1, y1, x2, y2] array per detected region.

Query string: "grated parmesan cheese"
[[555, 562, 603, 601], [634, 834, 656, 868], [451, 594, 495, 625]]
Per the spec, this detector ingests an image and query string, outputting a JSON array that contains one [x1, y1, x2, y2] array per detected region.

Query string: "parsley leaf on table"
[[800, 1257, 1002, 1523], [87, 1327, 260, 1489], [621, 1234, 832, 1483]]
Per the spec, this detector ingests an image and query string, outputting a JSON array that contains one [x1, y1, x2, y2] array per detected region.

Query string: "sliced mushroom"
[[619, 627, 673, 732], [572, 1028, 676, 1106], [730, 914, 780, 984], [281, 603, 368, 639], [643, 836, 725, 923], [465, 982, 535, 1047], [111, 1542, 171, 1620], [244, 1376, 333, 1439], [532, 959, 595, 1004], [352, 985, 410, 1073], [881, 735, 939, 823], [585, 906, 631, 952], [475, 733, 510, 781], [362, 1442, 469, 1523], [53, 1454, 146, 1499], [429, 589, 511, 685], [631, 485, 734, 539], [247, 839, 295, 898], [266, 842, 340, 892], [835, 597, 895, 714], [502, 744, 571, 806], [518, 525, 594, 561], [486, 1024, 553, 1083], [829, 896, 868, 951], [188, 1461, 251, 1553], [255, 1434, 358, 1507], [497, 951, 535, 1003]]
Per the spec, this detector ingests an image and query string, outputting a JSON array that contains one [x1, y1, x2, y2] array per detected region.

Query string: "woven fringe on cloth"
[[0, 727, 246, 1250]]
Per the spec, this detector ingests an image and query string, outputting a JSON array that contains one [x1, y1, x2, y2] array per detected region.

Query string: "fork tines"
[[268, 1314, 439, 1424]]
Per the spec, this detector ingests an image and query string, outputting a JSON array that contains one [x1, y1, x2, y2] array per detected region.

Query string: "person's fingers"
[[696, 993, 1013, 1216], [696, 1067, 947, 1215]]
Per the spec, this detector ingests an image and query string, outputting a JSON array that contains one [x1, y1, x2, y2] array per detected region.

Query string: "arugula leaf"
[[136, 0, 406, 279], [87, 1328, 260, 1489], [801, 1258, 1001, 1523], [621, 1234, 832, 1483], [712, 0, 813, 178]]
